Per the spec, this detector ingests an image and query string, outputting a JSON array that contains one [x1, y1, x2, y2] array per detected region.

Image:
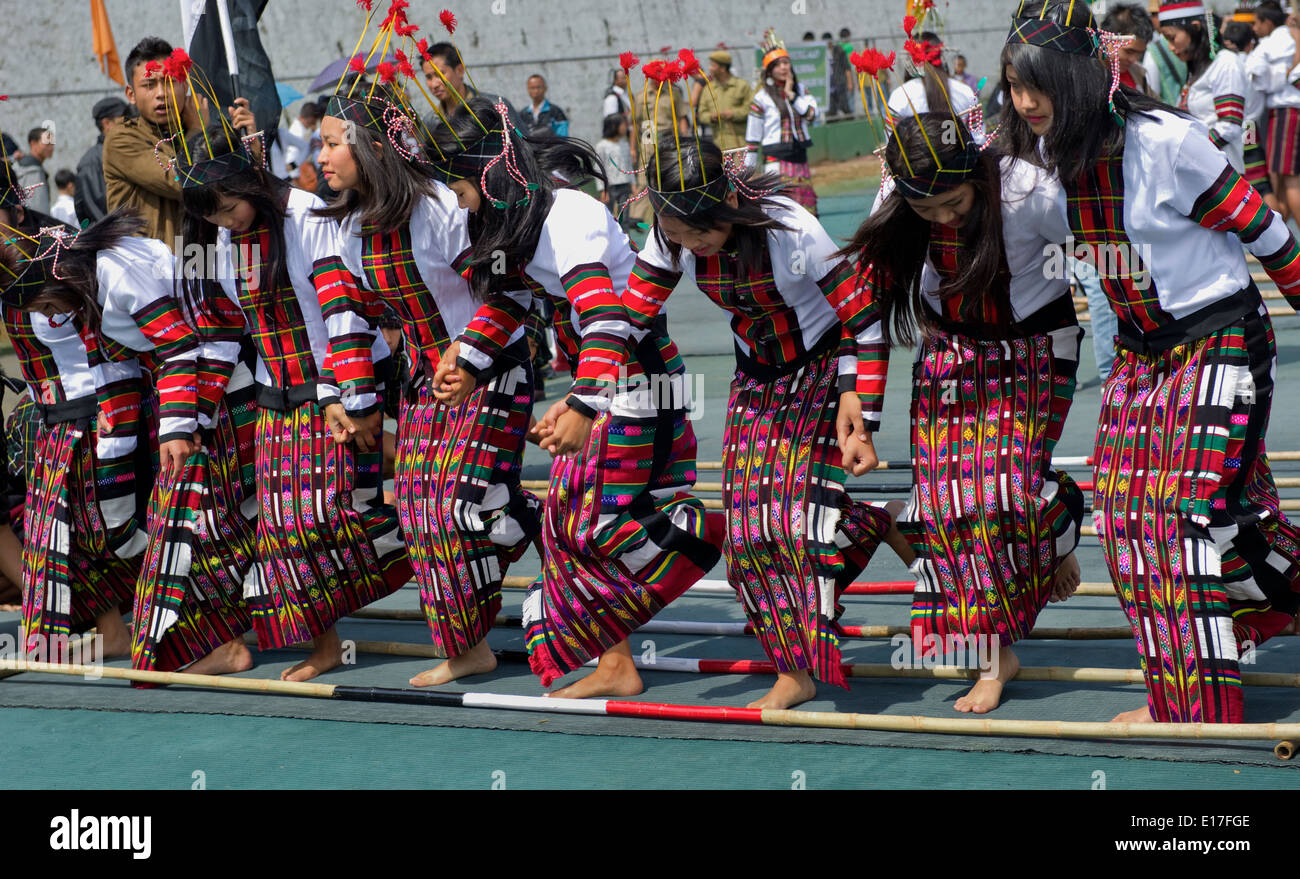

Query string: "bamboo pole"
[[3, 660, 1296, 751]]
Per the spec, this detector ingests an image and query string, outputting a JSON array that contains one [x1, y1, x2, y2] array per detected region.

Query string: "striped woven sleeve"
[[129, 295, 201, 441], [562, 262, 637, 414], [1208, 91, 1244, 152], [451, 246, 533, 379], [84, 339, 149, 559], [191, 293, 246, 428], [1178, 129, 1300, 308], [623, 256, 682, 332], [817, 259, 888, 430], [313, 254, 379, 413]]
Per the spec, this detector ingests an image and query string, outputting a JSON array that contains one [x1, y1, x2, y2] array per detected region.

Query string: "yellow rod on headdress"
[[685, 73, 708, 181], [338, 7, 374, 94], [0, 221, 37, 243], [653, 83, 665, 188], [169, 80, 193, 165], [425, 61, 486, 132], [405, 66, 460, 153], [929, 71, 967, 149], [394, 39, 446, 154], [368, 25, 395, 99], [191, 69, 234, 153], [666, 79, 687, 188], [855, 73, 885, 149], [896, 76, 942, 170], [875, 77, 915, 176]]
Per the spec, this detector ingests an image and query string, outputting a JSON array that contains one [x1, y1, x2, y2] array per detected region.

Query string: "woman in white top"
[[746, 32, 820, 215], [1159, 4, 1246, 172]]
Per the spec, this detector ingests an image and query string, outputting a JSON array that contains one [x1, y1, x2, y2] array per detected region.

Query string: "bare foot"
[[746, 670, 817, 709], [92, 609, 131, 658], [409, 637, 497, 687], [281, 627, 345, 682], [548, 639, 644, 698], [1049, 552, 1081, 603], [184, 637, 254, 676], [954, 645, 1019, 714], [883, 499, 916, 566], [1111, 705, 1155, 723]]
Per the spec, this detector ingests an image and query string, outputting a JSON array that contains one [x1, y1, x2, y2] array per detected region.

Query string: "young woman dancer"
[[6, 210, 257, 675], [844, 112, 1084, 714], [317, 87, 540, 686], [429, 96, 725, 698], [177, 127, 410, 681], [1003, 0, 1300, 723], [0, 200, 140, 660], [625, 135, 898, 710], [1159, 3, 1246, 172]]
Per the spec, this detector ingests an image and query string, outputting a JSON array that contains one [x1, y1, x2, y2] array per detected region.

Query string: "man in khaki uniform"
[[694, 50, 753, 152]]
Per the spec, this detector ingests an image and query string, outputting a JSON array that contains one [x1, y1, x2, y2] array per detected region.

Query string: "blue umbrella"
[[307, 51, 400, 93], [276, 82, 305, 107]]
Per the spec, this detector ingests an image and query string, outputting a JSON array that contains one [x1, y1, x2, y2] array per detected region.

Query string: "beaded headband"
[[0, 222, 79, 308]]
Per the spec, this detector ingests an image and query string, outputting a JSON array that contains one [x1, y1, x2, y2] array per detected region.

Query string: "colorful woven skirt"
[[764, 158, 817, 215], [5, 393, 40, 535], [525, 384, 724, 687], [131, 367, 257, 672], [20, 418, 138, 656], [1266, 107, 1300, 176], [1094, 304, 1300, 723], [246, 400, 411, 648], [721, 346, 892, 689], [395, 366, 541, 658], [901, 326, 1085, 650]]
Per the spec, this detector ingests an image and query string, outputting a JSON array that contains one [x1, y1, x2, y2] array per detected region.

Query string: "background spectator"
[[593, 114, 634, 232], [824, 32, 852, 117], [50, 168, 78, 227], [15, 125, 54, 214], [1103, 3, 1157, 95], [954, 54, 980, 94], [284, 99, 322, 170], [520, 74, 569, 137], [602, 67, 631, 122], [75, 96, 129, 224], [420, 42, 515, 133], [693, 50, 752, 150]]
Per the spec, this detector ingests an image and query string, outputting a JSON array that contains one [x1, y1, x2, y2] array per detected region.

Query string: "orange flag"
[[91, 0, 124, 86]]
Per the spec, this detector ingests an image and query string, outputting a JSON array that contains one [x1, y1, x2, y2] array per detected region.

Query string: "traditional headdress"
[[759, 28, 789, 70], [0, 220, 80, 309], [326, 2, 496, 169], [1005, 0, 1133, 123], [141, 47, 263, 190], [852, 17, 983, 200], [622, 43, 777, 220]]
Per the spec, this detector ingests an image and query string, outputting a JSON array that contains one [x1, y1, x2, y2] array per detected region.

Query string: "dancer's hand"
[[159, 432, 200, 482], [836, 391, 878, 476], [534, 398, 569, 441], [97, 409, 111, 434], [324, 403, 381, 452], [541, 408, 593, 458], [432, 340, 477, 406]]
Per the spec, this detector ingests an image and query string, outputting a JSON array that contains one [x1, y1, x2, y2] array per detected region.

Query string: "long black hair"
[[838, 114, 1008, 348], [1165, 13, 1221, 80], [429, 95, 606, 301], [648, 135, 791, 279], [178, 124, 292, 318], [1000, 0, 1176, 182], [24, 209, 146, 335], [315, 86, 441, 234]]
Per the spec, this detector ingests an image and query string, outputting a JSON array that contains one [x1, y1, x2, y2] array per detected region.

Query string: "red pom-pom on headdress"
[[439, 9, 457, 35], [144, 60, 163, 78], [850, 48, 896, 77], [904, 39, 941, 67], [356, 0, 373, 10], [415, 38, 432, 63], [678, 49, 701, 78], [619, 51, 639, 72], [395, 21, 419, 37], [394, 49, 416, 79], [903, 15, 917, 34], [377, 61, 397, 84], [665, 60, 684, 82], [380, 0, 410, 30], [162, 48, 193, 81], [349, 53, 367, 74]]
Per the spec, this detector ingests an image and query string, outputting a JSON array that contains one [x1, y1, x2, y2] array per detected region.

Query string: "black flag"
[[186, 0, 281, 141]]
